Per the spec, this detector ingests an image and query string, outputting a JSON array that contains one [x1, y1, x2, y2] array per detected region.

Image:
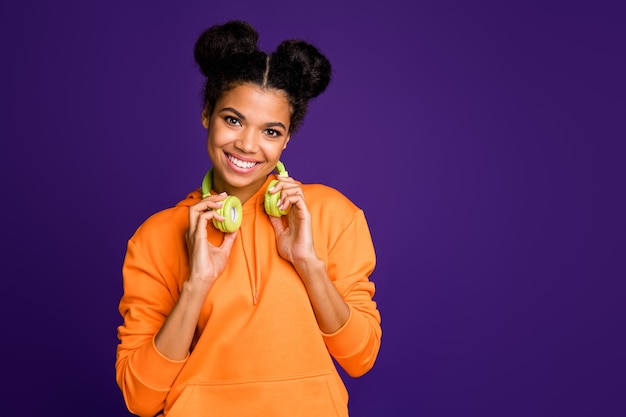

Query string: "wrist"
[[293, 256, 326, 278], [183, 276, 213, 297]]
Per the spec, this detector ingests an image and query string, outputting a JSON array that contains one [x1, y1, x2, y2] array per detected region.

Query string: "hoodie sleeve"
[[115, 213, 188, 417], [320, 208, 382, 378]]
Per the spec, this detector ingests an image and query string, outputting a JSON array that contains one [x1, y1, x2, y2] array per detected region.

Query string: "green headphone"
[[200, 161, 289, 233]]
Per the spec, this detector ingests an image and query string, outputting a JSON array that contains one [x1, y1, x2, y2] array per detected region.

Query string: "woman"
[[115, 20, 381, 417]]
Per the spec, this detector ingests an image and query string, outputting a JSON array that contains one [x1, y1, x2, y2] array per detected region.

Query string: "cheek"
[[263, 142, 287, 160], [206, 126, 231, 148], [205, 132, 225, 159]]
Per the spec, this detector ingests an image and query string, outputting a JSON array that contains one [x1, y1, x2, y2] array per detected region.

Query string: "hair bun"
[[274, 40, 332, 100], [194, 20, 259, 77]]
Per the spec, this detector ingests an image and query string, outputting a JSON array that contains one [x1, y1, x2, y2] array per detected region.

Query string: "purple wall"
[[2, 1, 624, 415]]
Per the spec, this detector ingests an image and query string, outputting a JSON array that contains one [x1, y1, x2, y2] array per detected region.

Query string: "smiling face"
[[202, 83, 292, 203]]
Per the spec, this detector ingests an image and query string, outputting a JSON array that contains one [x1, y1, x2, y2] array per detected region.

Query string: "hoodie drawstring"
[[240, 191, 266, 305]]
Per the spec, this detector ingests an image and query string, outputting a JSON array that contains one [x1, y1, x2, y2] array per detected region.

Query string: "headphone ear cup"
[[264, 179, 288, 217], [213, 195, 243, 232]]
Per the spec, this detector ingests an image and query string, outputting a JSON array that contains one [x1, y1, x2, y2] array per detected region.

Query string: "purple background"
[[2, 1, 624, 416]]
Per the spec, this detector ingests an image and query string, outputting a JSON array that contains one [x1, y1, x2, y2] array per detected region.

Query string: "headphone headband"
[[276, 160, 288, 177]]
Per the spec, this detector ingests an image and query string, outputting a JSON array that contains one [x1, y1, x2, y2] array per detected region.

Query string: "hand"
[[268, 177, 318, 266], [186, 193, 238, 289], [268, 178, 350, 334]]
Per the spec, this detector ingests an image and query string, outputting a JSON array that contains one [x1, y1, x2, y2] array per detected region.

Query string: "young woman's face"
[[202, 83, 291, 201]]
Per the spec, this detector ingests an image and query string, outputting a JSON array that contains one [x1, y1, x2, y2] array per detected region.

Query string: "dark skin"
[[155, 83, 349, 360]]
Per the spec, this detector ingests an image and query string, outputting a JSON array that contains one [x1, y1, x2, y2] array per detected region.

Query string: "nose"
[[234, 128, 258, 154]]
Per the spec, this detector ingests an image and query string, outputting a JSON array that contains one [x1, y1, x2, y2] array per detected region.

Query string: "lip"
[[225, 152, 262, 173]]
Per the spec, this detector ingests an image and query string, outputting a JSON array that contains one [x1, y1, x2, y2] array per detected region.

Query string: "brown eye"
[[264, 129, 281, 138], [225, 116, 241, 126]]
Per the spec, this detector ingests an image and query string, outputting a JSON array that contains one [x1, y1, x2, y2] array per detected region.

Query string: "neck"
[[211, 174, 268, 205]]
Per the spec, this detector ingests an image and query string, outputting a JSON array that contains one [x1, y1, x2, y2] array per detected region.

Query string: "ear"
[[282, 135, 291, 150], [201, 107, 210, 129]]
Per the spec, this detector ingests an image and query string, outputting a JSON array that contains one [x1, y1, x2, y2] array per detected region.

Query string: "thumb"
[[220, 230, 238, 253], [269, 216, 285, 236]]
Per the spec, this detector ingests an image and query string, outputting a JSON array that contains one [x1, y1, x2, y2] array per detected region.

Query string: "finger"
[[272, 182, 304, 207], [194, 195, 227, 213], [275, 174, 296, 183], [268, 176, 297, 193], [191, 209, 225, 245], [190, 193, 228, 214], [278, 189, 306, 211], [189, 195, 226, 232], [190, 211, 210, 245]]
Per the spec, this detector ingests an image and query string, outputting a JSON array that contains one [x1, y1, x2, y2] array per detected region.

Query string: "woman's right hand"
[[155, 193, 238, 360], [186, 192, 238, 290]]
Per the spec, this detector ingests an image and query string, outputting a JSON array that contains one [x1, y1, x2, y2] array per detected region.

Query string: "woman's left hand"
[[269, 176, 350, 334], [268, 176, 317, 266]]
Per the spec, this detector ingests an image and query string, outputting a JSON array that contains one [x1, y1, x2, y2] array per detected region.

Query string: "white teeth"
[[228, 155, 257, 169]]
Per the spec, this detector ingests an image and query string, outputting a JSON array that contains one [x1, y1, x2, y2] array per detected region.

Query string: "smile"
[[227, 154, 259, 169]]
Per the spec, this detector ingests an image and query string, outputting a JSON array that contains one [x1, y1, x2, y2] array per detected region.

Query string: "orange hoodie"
[[116, 176, 381, 417]]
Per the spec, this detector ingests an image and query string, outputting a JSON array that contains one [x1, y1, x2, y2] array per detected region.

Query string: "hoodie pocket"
[[166, 372, 348, 417]]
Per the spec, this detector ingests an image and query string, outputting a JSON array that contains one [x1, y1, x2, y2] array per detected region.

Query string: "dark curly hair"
[[193, 20, 332, 134]]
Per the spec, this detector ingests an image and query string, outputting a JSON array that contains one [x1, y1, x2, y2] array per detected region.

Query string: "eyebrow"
[[219, 107, 287, 130]]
